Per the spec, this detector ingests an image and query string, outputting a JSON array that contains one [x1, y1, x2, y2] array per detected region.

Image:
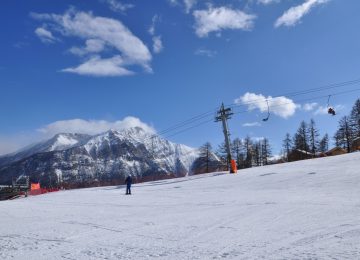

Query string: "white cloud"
[[193, 6, 256, 37], [168, 0, 197, 13], [275, 0, 329, 28], [31, 9, 152, 76], [234, 92, 298, 119], [38, 116, 156, 137], [69, 39, 105, 56], [168, 0, 179, 6], [101, 0, 134, 13], [148, 15, 163, 54], [258, 0, 281, 4], [152, 36, 163, 54], [184, 0, 197, 13], [194, 47, 217, 57], [302, 102, 318, 111], [62, 55, 134, 77], [243, 122, 261, 127], [35, 27, 57, 43]]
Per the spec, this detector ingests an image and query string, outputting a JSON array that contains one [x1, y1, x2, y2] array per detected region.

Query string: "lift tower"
[[215, 103, 235, 173]]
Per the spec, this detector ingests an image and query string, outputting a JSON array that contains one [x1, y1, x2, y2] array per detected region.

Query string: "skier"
[[328, 107, 336, 116], [125, 175, 132, 195]]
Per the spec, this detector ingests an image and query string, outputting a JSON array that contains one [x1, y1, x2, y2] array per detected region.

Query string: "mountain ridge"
[[0, 127, 223, 187]]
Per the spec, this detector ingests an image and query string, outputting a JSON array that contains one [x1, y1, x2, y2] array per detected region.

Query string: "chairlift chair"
[[327, 95, 336, 116], [262, 100, 270, 122]]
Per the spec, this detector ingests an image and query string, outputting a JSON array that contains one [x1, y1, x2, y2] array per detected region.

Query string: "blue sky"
[[1, 0, 360, 155]]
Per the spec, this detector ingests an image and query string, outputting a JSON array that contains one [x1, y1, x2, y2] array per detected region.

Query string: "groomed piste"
[[0, 152, 359, 259]]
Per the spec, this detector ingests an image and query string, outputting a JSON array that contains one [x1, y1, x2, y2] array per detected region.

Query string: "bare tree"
[[231, 138, 245, 169], [215, 142, 228, 170], [199, 142, 213, 173], [334, 116, 353, 153], [243, 136, 253, 168]]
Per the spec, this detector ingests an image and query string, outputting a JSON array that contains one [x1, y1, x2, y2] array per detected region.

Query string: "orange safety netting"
[[31, 183, 40, 190]]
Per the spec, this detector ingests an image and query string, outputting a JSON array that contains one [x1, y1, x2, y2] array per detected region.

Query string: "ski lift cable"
[[144, 80, 360, 142], [139, 88, 360, 158], [232, 88, 360, 117], [228, 79, 360, 110], [163, 87, 360, 140], [153, 78, 360, 138], [327, 95, 331, 107], [151, 87, 360, 143]]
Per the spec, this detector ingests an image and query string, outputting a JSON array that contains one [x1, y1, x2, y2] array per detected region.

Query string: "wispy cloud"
[[194, 47, 217, 57], [35, 27, 58, 43], [193, 6, 256, 37], [101, 0, 134, 13], [258, 0, 281, 5], [148, 15, 163, 54], [168, 0, 197, 13], [184, 0, 197, 13], [302, 102, 318, 111], [275, 0, 329, 28], [31, 9, 152, 77], [234, 92, 298, 119], [152, 36, 163, 54], [243, 122, 262, 127]]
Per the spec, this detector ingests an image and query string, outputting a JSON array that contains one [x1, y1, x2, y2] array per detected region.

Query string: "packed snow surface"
[[1, 153, 359, 259]]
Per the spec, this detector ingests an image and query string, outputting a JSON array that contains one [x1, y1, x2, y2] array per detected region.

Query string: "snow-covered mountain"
[[0, 133, 91, 167], [0, 127, 222, 186]]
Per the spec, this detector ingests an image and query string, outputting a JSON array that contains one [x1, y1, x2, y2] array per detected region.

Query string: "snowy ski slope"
[[0, 153, 359, 259]]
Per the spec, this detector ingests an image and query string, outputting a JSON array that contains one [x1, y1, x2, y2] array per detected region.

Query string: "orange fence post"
[[230, 159, 237, 174]]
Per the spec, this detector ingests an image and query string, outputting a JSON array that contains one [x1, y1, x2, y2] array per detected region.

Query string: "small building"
[[325, 147, 347, 157], [351, 137, 360, 152], [288, 149, 313, 162]]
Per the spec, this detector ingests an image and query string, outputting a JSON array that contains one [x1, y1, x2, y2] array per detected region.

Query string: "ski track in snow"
[[1, 153, 360, 259]]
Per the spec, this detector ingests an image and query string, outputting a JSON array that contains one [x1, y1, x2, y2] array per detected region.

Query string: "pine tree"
[[350, 98, 360, 138], [308, 119, 320, 157], [261, 138, 272, 165], [282, 133, 293, 161], [293, 121, 309, 157], [334, 116, 353, 153], [253, 141, 262, 166], [319, 133, 329, 153]]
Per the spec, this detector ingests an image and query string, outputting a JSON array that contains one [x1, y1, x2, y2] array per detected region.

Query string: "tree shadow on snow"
[[259, 172, 278, 177]]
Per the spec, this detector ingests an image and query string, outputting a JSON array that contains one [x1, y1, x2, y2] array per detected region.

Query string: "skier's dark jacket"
[[125, 176, 132, 186]]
